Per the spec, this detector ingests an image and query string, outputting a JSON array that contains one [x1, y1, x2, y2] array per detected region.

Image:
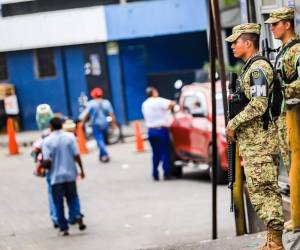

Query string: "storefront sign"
[[4, 95, 19, 115]]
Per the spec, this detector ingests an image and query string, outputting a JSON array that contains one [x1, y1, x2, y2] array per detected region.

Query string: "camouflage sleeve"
[[227, 97, 268, 131], [285, 44, 300, 98]]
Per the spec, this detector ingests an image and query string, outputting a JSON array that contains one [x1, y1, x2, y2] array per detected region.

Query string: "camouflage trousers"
[[275, 113, 291, 174], [243, 154, 284, 230]]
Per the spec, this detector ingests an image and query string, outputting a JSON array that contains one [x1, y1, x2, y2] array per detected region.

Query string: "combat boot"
[[258, 233, 267, 250], [266, 228, 285, 250], [284, 220, 293, 232]]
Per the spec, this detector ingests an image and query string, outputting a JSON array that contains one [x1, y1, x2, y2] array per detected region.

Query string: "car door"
[[188, 91, 211, 162], [170, 99, 193, 160]]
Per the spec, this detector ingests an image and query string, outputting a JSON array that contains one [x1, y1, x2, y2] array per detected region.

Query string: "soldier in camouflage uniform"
[[225, 23, 285, 250], [266, 6, 300, 233], [266, 7, 300, 175]]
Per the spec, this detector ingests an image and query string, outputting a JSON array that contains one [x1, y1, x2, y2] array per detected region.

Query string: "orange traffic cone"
[[134, 121, 144, 152], [7, 117, 19, 155], [76, 122, 88, 154]]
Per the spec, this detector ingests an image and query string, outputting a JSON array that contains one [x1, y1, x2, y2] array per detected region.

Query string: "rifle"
[[227, 72, 248, 234], [227, 72, 237, 212], [262, 38, 278, 59]]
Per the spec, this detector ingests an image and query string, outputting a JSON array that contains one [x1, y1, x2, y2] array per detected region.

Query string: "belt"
[[148, 126, 168, 129]]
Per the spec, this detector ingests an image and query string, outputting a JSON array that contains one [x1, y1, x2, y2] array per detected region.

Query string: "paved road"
[[0, 141, 235, 250]]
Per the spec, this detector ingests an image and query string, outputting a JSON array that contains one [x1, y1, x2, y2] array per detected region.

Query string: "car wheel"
[[170, 149, 183, 178], [208, 145, 228, 184]]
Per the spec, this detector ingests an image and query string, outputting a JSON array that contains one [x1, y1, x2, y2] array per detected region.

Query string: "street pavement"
[[0, 140, 238, 250]]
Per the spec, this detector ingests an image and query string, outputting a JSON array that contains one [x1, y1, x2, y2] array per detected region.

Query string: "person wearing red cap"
[[81, 87, 116, 163]]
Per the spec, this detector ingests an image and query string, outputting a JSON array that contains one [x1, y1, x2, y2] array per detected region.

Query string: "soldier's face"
[[231, 37, 247, 59], [271, 21, 287, 40]]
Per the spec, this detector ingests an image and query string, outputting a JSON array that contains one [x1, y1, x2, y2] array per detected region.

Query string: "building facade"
[[0, 0, 209, 130]]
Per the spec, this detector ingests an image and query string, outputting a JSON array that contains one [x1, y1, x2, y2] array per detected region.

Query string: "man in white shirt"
[[142, 87, 175, 181]]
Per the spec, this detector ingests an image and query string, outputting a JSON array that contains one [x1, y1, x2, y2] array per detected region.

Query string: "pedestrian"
[[80, 87, 117, 163], [265, 6, 300, 232], [141, 87, 175, 181], [33, 104, 58, 228], [225, 24, 284, 249], [42, 117, 86, 236]]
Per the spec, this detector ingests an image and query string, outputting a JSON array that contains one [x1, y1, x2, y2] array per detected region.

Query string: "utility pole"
[[208, 0, 218, 240]]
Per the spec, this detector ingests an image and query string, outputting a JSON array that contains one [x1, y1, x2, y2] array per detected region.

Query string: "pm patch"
[[250, 85, 267, 97], [250, 68, 268, 97]]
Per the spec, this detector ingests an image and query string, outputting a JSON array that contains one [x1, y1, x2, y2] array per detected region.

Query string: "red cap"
[[90, 87, 103, 98]]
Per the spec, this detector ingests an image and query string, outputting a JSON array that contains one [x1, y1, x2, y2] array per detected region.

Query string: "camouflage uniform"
[[265, 7, 300, 173], [226, 24, 284, 231]]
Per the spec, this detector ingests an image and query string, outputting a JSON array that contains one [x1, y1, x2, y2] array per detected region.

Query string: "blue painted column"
[[63, 46, 87, 120], [106, 42, 127, 125]]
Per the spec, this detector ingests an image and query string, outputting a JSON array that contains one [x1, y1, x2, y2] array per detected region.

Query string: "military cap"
[[225, 23, 261, 42], [265, 7, 294, 24]]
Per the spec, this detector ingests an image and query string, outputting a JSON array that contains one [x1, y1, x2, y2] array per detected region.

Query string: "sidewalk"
[[0, 120, 147, 148], [143, 231, 300, 250]]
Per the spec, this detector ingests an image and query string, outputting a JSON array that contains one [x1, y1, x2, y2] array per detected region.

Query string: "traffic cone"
[[7, 117, 19, 155], [134, 121, 144, 152], [76, 122, 88, 154]]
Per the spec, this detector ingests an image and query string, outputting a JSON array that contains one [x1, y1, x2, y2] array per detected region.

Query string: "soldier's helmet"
[[265, 6, 295, 24], [225, 23, 261, 42]]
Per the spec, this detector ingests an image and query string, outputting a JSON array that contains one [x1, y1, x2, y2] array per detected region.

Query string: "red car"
[[170, 82, 228, 184]]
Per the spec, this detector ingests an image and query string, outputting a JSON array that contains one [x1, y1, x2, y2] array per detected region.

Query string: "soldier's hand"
[[80, 171, 85, 179], [226, 126, 235, 142]]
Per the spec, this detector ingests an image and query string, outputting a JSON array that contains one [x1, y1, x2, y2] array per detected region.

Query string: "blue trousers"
[[148, 127, 171, 179], [47, 174, 82, 226], [51, 181, 83, 231], [93, 125, 109, 158], [46, 173, 58, 225]]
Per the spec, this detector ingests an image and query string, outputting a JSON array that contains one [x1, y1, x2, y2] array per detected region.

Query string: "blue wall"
[[7, 49, 68, 130], [63, 46, 87, 119], [119, 32, 208, 121], [105, 0, 208, 41], [107, 53, 127, 124], [6, 46, 86, 130]]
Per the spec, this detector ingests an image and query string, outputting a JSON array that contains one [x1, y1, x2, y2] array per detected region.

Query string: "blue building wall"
[[107, 53, 127, 125], [6, 49, 68, 130], [6, 47, 86, 130], [63, 46, 87, 119], [105, 0, 208, 40], [119, 32, 208, 121], [3, 0, 210, 129]]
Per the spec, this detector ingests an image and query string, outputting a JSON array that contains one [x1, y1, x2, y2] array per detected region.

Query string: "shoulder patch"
[[250, 68, 269, 97]]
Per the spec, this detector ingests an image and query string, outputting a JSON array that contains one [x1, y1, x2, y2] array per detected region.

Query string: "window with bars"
[[0, 53, 8, 81], [34, 48, 56, 78]]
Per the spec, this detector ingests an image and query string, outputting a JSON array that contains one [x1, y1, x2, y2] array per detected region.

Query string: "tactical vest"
[[230, 55, 282, 129], [275, 39, 300, 85]]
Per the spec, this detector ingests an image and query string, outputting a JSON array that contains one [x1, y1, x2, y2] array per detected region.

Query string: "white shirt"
[[142, 97, 172, 128]]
